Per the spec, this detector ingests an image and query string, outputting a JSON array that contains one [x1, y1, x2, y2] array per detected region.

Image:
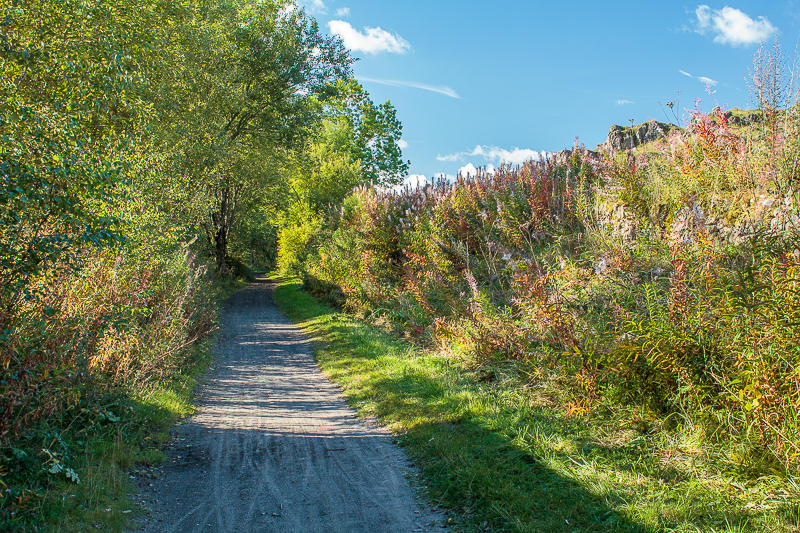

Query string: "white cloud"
[[437, 145, 543, 166], [328, 20, 411, 55], [473, 145, 543, 165], [300, 0, 326, 14], [679, 69, 718, 92], [358, 76, 459, 98], [436, 152, 461, 162], [616, 99, 634, 106], [401, 174, 428, 189], [388, 174, 427, 192], [335, 7, 350, 17], [397, 139, 409, 149], [694, 5, 777, 46], [458, 163, 478, 177]]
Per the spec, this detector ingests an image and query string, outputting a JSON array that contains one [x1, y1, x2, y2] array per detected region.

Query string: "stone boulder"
[[548, 147, 601, 167]]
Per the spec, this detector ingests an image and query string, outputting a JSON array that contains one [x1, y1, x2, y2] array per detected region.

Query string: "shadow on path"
[[137, 278, 445, 533], [275, 280, 652, 533]]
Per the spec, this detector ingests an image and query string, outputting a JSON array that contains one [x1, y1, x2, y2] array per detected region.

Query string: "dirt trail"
[[137, 278, 445, 532]]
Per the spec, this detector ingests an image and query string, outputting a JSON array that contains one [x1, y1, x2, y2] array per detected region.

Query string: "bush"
[[0, 248, 217, 526], [304, 107, 800, 468], [277, 217, 322, 276]]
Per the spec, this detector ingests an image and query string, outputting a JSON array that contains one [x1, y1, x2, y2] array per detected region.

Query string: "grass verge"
[[274, 278, 800, 533], [42, 344, 213, 532]]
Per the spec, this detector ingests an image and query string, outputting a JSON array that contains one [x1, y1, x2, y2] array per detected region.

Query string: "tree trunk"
[[214, 224, 228, 274], [212, 185, 232, 274]]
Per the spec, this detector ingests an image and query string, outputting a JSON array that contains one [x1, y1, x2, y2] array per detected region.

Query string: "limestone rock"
[[597, 120, 679, 152]]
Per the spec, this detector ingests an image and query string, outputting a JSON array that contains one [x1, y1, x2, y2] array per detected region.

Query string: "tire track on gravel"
[[137, 277, 446, 532]]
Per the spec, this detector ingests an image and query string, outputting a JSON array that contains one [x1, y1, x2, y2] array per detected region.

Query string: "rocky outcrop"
[[690, 193, 799, 244], [585, 111, 799, 246], [595, 191, 800, 245], [548, 147, 601, 167], [722, 108, 764, 127], [597, 120, 680, 152]]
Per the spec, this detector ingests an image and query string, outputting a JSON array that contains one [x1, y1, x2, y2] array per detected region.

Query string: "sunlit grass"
[[275, 278, 800, 533]]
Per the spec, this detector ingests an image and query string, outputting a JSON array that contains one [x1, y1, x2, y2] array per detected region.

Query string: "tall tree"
[[271, 79, 408, 274], [321, 79, 408, 186], [283, 79, 409, 216], [157, 0, 352, 272]]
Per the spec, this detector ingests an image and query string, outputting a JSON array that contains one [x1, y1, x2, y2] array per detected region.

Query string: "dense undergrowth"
[[275, 278, 800, 532], [289, 54, 800, 478], [0, 248, 231, 530]]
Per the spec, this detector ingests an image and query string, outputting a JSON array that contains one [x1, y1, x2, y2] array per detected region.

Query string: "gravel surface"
[[136, 278, 446, 532]]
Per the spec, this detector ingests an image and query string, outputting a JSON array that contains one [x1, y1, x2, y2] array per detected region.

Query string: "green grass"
[[274, 278, 800, 533], [14, 341, 214, 532]]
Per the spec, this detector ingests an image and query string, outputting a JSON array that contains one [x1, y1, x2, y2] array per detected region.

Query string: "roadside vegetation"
[[277, 43, 800, 531], [275, 279, 799, 532], [5, 0, 800, 530], [1, 0, 402, 529]]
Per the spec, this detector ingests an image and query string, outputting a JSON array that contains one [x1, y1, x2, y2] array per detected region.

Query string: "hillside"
[[280, 102, 800, 530]]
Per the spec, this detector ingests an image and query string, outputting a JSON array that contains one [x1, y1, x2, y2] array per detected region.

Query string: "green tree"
[[154, 0, 352, 272], [321, 79, 408, 186], [0, 0, 167, 312], [272, 79, 408, 274]]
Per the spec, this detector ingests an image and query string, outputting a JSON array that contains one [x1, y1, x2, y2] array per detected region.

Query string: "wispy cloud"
[[335, 7, 350, 17], [328, 20, 410, 55], [397, 139, 409, 149], [358, 77, 460, 98], [437, 145, 543, 166], [694, 5, 777, 46], [436, 152, 461, 162], [616, 99, 634, 106], [299, 0, 326, 15], [679, 69, 718, 93]]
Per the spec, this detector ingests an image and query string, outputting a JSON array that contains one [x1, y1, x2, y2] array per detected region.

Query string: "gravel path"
[[137, 278, 445, 532]]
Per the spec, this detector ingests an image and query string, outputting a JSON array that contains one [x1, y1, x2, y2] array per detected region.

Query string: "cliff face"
[[552, 111, 761, 164], [597, 120, 679, 152]]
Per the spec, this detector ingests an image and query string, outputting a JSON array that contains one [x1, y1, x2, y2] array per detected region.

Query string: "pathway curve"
[[138, 278, 445, 532]]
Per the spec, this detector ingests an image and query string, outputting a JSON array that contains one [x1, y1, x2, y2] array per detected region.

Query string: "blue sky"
[[299, 1, 800, 184]]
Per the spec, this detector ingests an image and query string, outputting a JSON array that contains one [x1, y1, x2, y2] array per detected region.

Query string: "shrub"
[[277, 217, 322, 276], [0, 248, 217, 525], [303, 102, 800, 468]]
